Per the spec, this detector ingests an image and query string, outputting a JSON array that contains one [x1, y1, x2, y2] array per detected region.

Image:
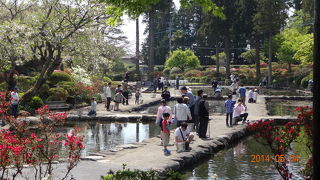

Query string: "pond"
[[56, 121, 161, 156], [260, 89, 303, 96], [266, 99, 312, 116], [140, 100, 226, 115], [185, 137, 304, 180]]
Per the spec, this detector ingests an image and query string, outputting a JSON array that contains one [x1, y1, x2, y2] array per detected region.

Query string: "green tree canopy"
[[165, 49, 200, 72], [240, 49, 266, 64]]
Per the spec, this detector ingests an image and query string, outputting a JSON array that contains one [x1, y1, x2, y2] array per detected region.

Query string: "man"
[[10, 87, 19, 118], [161, 86, 171, 101], [103, 82, 112, 111], [238, 84, 246, 105], [193, 89, 203, 134], [233, 99, 248, 124], [180, 86, 195, 120], [174, 122, 194, 152], [122, 81, 129, 105], [115, 84, 122, 94], [198, 94, 209, 138], [212, 80, 219, 92]]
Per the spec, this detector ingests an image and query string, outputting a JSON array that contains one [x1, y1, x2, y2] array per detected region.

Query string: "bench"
[[46, 101, 72, 111]]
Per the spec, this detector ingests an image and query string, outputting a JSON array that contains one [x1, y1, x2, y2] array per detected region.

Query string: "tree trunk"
[[288, 63, 291, 72], [22, 44, 62, 103], [254, 35, 261, 78], [268, 32, 273, 86], [313, 0, 320, 178], [148, 9, 155, 79], [224, 34, 231, 77], [216, 43, 220, 73], [135, 18, 140, 74]]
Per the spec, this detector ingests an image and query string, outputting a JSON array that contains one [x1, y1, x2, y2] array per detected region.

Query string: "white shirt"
[[156, 105, 172, 123], [10, 92, 19, 105], [232, 94, 237, 102], [253, 92, 258, 101], [103, 86, 112, 98], [233, 103, 246, 118], [90, 101, 97, 111], [248, 90, 253, 99], [173, 103, 191, 121], [174, 127, 190, 142]]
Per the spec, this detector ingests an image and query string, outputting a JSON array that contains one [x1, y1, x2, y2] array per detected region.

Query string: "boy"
[[88, 98, 97, 116], [114, 90, 126, 111], [248, 88, 254, 103], [161, 112, 171, 155], [135, 90, 141, 104], [225, 94, 234, 127], [253, 89, 259, 103]]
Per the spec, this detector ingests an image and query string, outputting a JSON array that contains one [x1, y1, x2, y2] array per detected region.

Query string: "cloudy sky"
[[120, 0, 180, 55]]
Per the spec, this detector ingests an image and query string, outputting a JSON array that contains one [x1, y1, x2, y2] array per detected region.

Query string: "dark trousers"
[[106, 97, 111, 110], [226, 113, 233, 126], [88, 110, 96, 116], [11, 104, 18, 118], [194, 116, 200, 134], [199, 116, 209, 138], [234, 113, 248, 124], [122, 92, 129, 105]]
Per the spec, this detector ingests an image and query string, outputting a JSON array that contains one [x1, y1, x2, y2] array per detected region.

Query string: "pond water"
[[260, 89, 303, 96], [266, 99, 312, 116], [140, 100, 226, 115], [185, 137, 304, 180], [56, 121, 161, 156]]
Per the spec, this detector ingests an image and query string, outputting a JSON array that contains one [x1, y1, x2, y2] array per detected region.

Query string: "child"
[[135, 90, 141, 104], [88, 98, 97, 116], [161, 112, 171, 155], [253, 89, 259, 103], [114, 90, 126, 111], [225, 94, 234, 127], [248, 88, 254, 103]]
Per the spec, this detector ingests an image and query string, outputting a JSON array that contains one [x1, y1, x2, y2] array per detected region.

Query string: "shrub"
[[39, 83, 50, 100], [103, 76, 112, 83], [57, 81, 76, 96], [0, 82, 7, 91], [170, 67, 182, 75], [184, 70, 202, 77], [47, 88, 68, 101], [48, 71, 72, 85], [29, 96, 44, 110], [162, 68, 171, 76], [15, 76, 37, 91]]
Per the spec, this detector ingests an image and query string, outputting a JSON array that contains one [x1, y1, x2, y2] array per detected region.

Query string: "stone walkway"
[[12, 87, 299, 179]]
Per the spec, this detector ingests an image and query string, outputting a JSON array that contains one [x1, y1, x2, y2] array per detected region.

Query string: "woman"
[[156, 99, 172, 127], [173, 97, 192, 127]]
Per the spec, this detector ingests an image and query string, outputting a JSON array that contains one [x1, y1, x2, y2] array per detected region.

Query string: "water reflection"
[[186, 137, 303, 180], [57, 122, 160, 156], [266, 99, 312, 116]]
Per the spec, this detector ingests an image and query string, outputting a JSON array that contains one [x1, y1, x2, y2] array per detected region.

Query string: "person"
[[253, 89, 259, 103], [158, 77, 164, 91], [231, 91, 237, 104], [125, 72, 130, 81], [161, 112, 171, 155], [161, 86, 171, 101], [230, 79, 239, 92], [193, 90, 204, 134], [180, 86, 195, 118], [214, 86, 222, 98], [308, 79, 313, 91], [103, 82, 112, 111], [230, 74, 235, 83], [153, 78, 158, 92], [10, 87, 19, 118], [156, 99, 172, 127], [198, 94, 209, 138], [212, 80, 219, 92], [114, 90, 126, 111], [248, 88, 254, 103], [88, 98, 97, 116], [174, 122, 194, 152], [260, 77, 267, 87], [233, 99, 248, 125], [238, 84, 246, 105], [176, 76, 180, 90], [173, 97, 192, 127], [135, 90, 141, 104], [225, 94, 234, 127], [115, 85, 122, 94], [122, 81, 129, 105]]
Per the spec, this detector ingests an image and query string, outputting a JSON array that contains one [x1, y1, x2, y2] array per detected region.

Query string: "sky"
[[120, 0, 180, 55]]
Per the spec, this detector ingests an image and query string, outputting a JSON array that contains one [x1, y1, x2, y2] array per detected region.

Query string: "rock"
[[80, 156, 105, 161], [116, 144, 138, 149]]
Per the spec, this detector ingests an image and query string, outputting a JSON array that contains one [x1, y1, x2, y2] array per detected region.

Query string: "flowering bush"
[[247, 106, 312, 179], [0, 93, 84, 179]]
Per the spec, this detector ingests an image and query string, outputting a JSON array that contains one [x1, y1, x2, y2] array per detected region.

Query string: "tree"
[[165, 49, 200, 72], [293, 33, 313, 65], [211, 52, 226, 73], [253, 0, 289, 85], [240, 49, 266, 64]]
